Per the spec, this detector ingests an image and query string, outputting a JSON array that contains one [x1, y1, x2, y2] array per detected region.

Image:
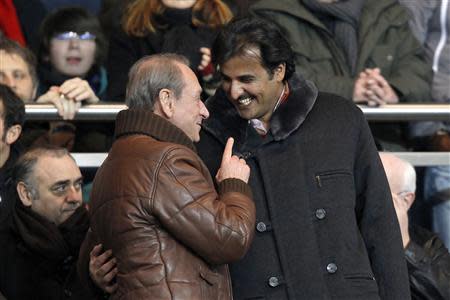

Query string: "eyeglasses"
[[395, 191, 410, 199], [53, 31, 96, 41]]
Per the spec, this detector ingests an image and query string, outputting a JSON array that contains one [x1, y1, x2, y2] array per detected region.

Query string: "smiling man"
[[196, 17, 410, 299], [0, 146, 95, 299], [78, 53, 256, 299]]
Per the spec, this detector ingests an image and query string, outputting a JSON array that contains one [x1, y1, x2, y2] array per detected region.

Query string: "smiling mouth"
[[238, 97, 253, 106]]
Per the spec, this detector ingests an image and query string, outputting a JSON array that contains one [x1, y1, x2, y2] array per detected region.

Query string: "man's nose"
[[66, 185, 82, 204], [199, 100, 209, 119], [230, 81, 243, 100]]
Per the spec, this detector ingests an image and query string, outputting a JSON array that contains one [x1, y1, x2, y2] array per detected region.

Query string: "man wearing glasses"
[[380, 152, 450, 299]]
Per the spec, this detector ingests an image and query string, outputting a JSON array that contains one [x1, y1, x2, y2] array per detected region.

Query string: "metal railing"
[[25, 103, 450, 167], [25, 103, 450, 121]]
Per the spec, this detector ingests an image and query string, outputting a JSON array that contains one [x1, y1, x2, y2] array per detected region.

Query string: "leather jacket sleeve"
[[405, 227, 450, 300], [151, 146, 256, 265]]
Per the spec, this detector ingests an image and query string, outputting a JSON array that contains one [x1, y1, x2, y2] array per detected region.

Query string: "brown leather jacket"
[[78, 109, 255, 299]]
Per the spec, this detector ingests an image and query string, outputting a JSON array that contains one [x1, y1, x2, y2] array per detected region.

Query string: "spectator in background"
[[0, 38, 53, 149], [0, 146, 96, 299], [0, 37, 38, 102], [380, 152, 450, 300], [399, 0, 450, 250], [36, 6, 107, 118], [106, 0, 234, 102], [36, 7, 113, 152], [250, 0, 432, 150], [0, 84, 25, 229]]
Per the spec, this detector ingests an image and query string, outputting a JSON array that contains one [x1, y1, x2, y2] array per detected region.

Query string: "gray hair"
[[13, 146, 74, 200], [125, 53, 190, 109], [402, 159, 416, 193]]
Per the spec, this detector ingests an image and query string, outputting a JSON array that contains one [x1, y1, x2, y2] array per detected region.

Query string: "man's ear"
[[274, 63, 286, 82], [156, 89, 175, 119], [404, 192, 416, 210], [6, 125, 22, 145], [16, 182, 32, 207]]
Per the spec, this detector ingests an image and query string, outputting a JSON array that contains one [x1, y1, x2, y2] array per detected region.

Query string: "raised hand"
[[215, 137, 250, 183]]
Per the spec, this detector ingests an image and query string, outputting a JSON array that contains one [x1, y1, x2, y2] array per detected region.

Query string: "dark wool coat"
[[196, 74, 411, 299]]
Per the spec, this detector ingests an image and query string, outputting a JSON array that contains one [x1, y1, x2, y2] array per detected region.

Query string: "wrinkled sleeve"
[[151, 147, 256, 265]]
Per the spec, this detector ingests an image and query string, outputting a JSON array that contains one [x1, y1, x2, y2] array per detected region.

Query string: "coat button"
[[64, 289, 72, 297], [315, 208, 326, 220], [241, 151, 252, 159], [256, 222, 267, 232], [326, 263, 338, 274], [268, 276, 279, 287]]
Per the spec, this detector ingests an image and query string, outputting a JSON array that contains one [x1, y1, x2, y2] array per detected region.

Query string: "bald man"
[[380, 152, 450, 300]]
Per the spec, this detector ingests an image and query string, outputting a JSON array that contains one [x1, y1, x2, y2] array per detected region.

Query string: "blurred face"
[[220, 49, 285, 124], [0, 50, 35, 102], [49, 32, 96, 77], [162, 0, 196, 9], [171, 63, 209, 142], [30, 154, 83, 225]]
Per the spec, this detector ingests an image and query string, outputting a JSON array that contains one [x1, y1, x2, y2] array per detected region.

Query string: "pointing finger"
[[222, 137, 234, 162]]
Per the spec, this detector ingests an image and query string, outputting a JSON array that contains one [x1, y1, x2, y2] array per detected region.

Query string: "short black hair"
[[212, 17, 295, 80], [0, 83, 26, 132], [38, 6, 107, 65]]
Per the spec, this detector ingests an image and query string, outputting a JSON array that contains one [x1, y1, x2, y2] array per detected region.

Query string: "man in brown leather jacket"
[[380, 152, 450, 300], [78, 53, 256, 299]]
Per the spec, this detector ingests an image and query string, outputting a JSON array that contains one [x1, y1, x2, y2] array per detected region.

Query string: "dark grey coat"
[[196, 74, 410, 299]]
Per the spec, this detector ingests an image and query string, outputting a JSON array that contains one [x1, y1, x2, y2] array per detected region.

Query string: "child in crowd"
[[35, 6, 113, 152]]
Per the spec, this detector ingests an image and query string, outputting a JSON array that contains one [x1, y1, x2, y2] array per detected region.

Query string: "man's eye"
[[240, 77, 254, 84], [13, 72, 25, 80], [74, 182, 83, 191], [52, 185, 68, 194]]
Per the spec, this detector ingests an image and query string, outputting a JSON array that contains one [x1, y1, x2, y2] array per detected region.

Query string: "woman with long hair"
[[106, 0, 234, 102]]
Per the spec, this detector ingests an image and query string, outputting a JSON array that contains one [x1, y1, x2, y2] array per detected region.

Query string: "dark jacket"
[[197, 74, 410, 299], [406, 225, 450, 300], [0, 145, 21, 230], [78, 109, 256, 299], [0, 203, 93, 300]]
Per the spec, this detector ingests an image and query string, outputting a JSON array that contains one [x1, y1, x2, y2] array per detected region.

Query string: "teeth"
[[238, 97, 252, 106]]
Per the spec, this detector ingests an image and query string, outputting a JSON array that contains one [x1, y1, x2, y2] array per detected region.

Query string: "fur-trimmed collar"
[[115, 109, 196, 152], [202, 73, 318, 149]]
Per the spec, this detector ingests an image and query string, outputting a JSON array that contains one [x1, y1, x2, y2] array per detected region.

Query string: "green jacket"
[[250, 0, 432, 102]]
